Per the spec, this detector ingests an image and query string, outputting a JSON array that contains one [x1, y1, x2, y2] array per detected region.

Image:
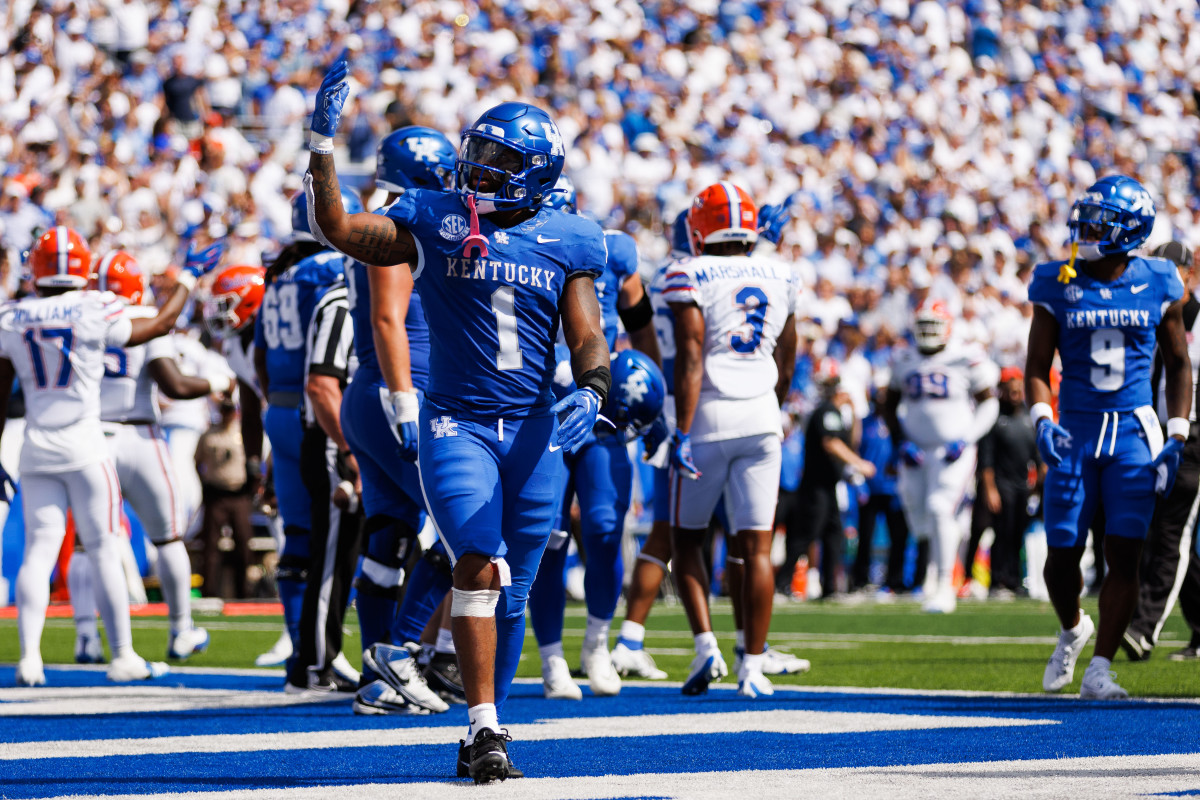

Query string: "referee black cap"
[[1152, 240, 1194, 270]]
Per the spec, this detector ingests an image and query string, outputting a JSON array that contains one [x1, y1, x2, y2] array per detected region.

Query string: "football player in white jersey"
[[883, 300, 1000, 614], [88, 250, 233, 661], [0, 227, 220, 685], [666, 183, 799, 698]]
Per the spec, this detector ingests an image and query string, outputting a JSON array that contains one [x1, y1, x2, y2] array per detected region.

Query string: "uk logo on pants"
[[430, 416, 458, 439]]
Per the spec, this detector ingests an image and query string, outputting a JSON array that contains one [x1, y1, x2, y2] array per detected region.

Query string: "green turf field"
[[3, 596, 1196, 697]]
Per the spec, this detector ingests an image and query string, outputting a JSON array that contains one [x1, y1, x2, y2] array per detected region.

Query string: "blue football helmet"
[[543, 174, 577, 212], [291, 187, 363, 243], [605, 350, 666, 436], [376, 126, 456, 193], [457, 102, 566, 213], [668, 210, 691, 257], [1068, 175, 1155, 259]]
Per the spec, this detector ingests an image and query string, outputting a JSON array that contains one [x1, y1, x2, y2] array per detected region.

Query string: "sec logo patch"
[[1064, 285, 1083, 303], [439, 215, 469, 241]]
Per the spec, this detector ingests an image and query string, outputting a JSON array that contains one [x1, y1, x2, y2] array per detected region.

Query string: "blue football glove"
[[899, 440, 925, 467], [182, 241, 224, 281], [380, 388, 420, 462], [1153, 437, 1185, 497], [310, 55, 350, 152], [943, 439, 967, 463], [757, 202, 792, 245], [551, 387, 601, 454], [641, 413, 670, 461], [671, 430, 702, 479], [1036, 419, 1070, 468]]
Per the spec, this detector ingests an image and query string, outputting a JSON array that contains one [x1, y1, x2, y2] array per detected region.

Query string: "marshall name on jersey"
[[889, 343, 999, 449], [1029, 256, 1184, 414], [383, 188, 606, 417], [0, 291, 132, 473], [664, 253, 799, 442]]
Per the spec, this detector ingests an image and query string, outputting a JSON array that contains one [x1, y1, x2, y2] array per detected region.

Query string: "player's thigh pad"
[[897, 461, 932, 538], [1043, 413, 1101, 549], [1099, 413, 1157, 541], [724, 433, 783, 532], [652, 465, 671, 524], [264, 404, 312, 531], [63, 460, 124, 550], [20, 472, 70, 548], [927, 445, 976, 519], [112, 425, 184, 544], [670, 438, 731, 529], [573, 432, 633, 541]]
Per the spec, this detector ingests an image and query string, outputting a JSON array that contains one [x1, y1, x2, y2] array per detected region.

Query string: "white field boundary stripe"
[[0, 686, 347, 716], [0, 708, 1057, 761], [47, 753, 1200, 800], [551, 629, 1193, 647]]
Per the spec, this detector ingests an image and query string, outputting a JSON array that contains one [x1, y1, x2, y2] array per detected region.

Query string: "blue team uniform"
[[530, 230, 641, 646], [649, 262, 677, 524], [1029, 256, 1184, 547], [255, 251, 346, 532], [382, 188, 606, 707]]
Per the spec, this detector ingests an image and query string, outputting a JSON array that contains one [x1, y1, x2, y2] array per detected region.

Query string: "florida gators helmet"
[[913, 300, 953, 354], [376, 126, 457, 193], [687, 182, 758, 255], [457, 102, 565, 213], [203, 264, 266, 338], [1068, 175, 1155, 260], [93, 250, 146, 304], [291, 187, 364, 243], [543, 173, 577, 213], [28, 226, 91, 291], [605, 350, 666, 436]]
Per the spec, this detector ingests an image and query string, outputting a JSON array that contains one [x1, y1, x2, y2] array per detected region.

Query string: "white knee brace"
[[451, 588, 500, 617]]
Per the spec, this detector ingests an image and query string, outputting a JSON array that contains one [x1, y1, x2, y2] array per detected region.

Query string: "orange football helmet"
[[28, 226, 91, 290], [203, 265, 266, 338], [914, 300, 953, 353], [93, 251, 146, 305], [687, 182, 758, 255]]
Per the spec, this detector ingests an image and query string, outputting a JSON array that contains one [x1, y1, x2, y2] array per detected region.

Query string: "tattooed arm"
[[307, 152, 417, 267]]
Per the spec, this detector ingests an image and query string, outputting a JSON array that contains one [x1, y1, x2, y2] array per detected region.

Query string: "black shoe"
[[1120, 631, 1154, 662], [1169, 646, 1200, 662], [467, 728, 511, 784], [308, 666, 357, 693], [457, 737, 522, 779], [424, 652, 467, 704]]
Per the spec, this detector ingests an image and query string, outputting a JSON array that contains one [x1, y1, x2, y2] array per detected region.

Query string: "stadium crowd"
[[2, 0, 1200, 684]]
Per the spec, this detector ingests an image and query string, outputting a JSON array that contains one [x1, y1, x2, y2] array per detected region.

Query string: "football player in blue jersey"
[[1026, 175, 1192, 700], [342, 125, 456, 716], [528, 174, 664, 699], [304, 57, 610, 783], [254, 187, 361, 691]]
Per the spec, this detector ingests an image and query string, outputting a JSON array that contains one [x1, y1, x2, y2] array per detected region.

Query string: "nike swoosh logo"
[[1131, 284, 1148, 294], [548, 444, 562, 452], [537, 235, 561, 243]]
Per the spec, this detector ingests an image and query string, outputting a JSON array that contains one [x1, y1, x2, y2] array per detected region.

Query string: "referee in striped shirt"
[[291, 280, 366, 691], [1123, 241, 1200, 662]]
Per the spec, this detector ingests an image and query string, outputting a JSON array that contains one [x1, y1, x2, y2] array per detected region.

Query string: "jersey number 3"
[[731, 286, 769, 354]]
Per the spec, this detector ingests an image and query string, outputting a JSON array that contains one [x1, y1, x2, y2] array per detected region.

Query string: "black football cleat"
[[458, 737, 522, 779], [424, 652, 467, 704], [467, 728, 511, 784]]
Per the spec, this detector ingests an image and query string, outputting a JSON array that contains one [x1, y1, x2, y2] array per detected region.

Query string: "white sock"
[[68, 555, 98, 637], [538, 641, 565, 665], [583, 614, 611, 652], [741, 651, 765, 678], [467, 702, 499, 741], [435, 627, 456, 654], [619, 620, 645, 645], [1089, 656, 1112, 672], [1066, 615, 1087, 635], [157, 540, 194, 634], [694, 631, 719, 658], [89, 544, 134, 659], [735, 629, 745, 650], [16, 536, 61, 661]]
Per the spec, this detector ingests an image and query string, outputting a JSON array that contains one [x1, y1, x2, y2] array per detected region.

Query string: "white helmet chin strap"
[[1075, 242, 1105, 261]]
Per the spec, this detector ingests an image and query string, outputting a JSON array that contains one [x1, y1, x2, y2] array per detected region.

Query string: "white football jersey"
[[664, 253, 800, 442], [159, 330, 225, 430], [0, 291, 132, 472], [100, 305, 175, 423], [889, 342, 1000, 448], [221, 334, 260, 397]]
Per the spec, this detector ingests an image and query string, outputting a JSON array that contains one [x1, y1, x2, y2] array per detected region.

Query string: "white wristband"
[[390, 390, 419, 423], [308, 132, 335, 154], [1030, 402, 1054, 427], [207, 373, 232, 395], [176, 271, 197, 292], [1167, 417, 1190, 440]]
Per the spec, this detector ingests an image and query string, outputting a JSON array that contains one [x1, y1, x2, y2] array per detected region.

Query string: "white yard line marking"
[[0, 708, 1056, 761]]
